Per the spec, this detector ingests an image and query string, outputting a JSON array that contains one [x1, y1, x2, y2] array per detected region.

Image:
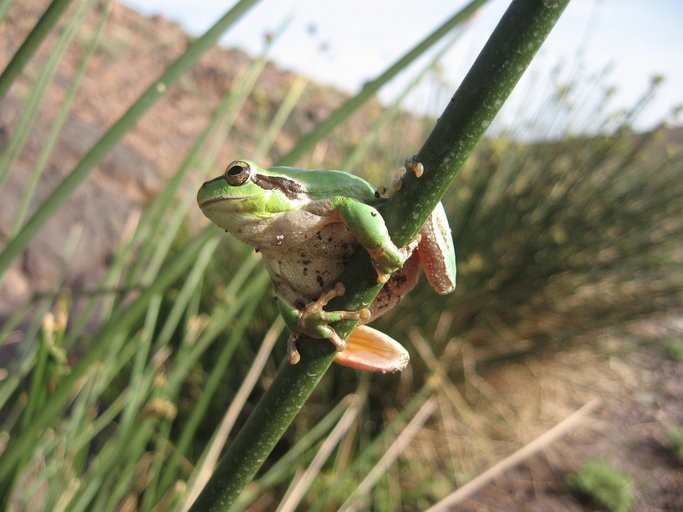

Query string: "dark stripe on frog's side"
[[252, 174, 307, 199]]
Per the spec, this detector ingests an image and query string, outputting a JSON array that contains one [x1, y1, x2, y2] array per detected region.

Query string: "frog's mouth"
[[198, 196, 250, 209]]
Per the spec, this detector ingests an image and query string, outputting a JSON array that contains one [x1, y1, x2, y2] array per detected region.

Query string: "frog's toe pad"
[[333, 325, 409, 373]]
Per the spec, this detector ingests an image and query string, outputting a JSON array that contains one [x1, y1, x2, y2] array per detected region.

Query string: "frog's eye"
[[225, 160, 252, 186]]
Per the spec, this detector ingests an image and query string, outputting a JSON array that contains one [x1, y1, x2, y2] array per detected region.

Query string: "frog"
[[197, 159, 456, 373]]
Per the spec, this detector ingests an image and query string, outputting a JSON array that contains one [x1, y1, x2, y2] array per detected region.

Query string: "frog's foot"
[[297, 284, 371, 347], [333, 324, 410, 373], [288, 283, 371, 364], [367, 247, 394, 284], [300, 282, 346, 316]]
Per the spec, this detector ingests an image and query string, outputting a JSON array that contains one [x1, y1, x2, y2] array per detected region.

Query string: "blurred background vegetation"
[[0, 1, 681, 511]]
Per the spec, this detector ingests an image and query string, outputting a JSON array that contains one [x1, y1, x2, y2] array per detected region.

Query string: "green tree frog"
[[197, 159, 456, 373]]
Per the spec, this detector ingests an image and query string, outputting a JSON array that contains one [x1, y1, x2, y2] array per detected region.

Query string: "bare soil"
[[455, 328, 683, 512]]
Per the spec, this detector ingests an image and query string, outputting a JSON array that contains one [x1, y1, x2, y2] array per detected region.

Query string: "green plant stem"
[[188, 342, 335, 512], [229, 396, 353, 512], [386, 0, 571, 244], [0, 0, 73, 101], [188, 1, 570, 510], [277, 0, 488, 166], [0, 0, 260, 278]]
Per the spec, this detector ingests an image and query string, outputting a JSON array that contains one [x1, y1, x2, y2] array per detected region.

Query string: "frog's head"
[[198, 160, 305, 231]]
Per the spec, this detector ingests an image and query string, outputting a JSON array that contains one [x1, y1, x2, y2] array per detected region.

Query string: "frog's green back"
[[268, 166, 381, 203]]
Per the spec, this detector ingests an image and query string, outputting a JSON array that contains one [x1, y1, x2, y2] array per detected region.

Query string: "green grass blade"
[[157, 297, 264, 504], [0, 0, 261, 278], [139, 419, 175, 512], [61, 217, 141, 349], [343, 31, 463, 172], [180, 319, 285, 510], [154, 238, 219, 347], [0, 303, 48, 413], [0, 0, 96, 190], [165, 268, 270, 391], [0, 0, 12, 25], [276, 399, 362, 512], [117, 294, 162, 436], [0, 226, 81, 415], [54, 238, 246, 511], [0, 0, 73, 101], [252, 75, 309, 162], [19, 317, 51, 430], [10, 0, 112, 233], [0, 226, 217, 481]]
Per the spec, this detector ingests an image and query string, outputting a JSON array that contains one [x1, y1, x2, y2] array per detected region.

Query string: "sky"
[[121, 0, 682, 135]]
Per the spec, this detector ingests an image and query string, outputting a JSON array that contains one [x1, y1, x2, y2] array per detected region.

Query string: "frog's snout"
[[201, 175, 227, 188]]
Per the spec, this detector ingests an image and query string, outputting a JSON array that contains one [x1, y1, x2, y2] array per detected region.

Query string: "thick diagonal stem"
[[188, 1, 570, 510]]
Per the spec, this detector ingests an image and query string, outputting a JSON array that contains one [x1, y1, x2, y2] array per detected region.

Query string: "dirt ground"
[[453, 324, 683, 512]]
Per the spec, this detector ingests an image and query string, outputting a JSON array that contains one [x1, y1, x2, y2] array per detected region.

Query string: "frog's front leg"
[[330, 196, 417, 284], [278, 283, 370, 364]]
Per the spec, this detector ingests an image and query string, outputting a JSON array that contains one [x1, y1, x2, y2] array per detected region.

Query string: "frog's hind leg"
[[365, 251, 421, 321], [284, 283, 411, 373]]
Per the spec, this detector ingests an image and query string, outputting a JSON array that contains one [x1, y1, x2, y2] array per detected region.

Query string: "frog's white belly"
[[260, 220, 357, 309]]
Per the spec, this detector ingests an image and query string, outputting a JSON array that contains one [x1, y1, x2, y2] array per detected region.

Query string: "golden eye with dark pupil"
[[225, 161, 251, 186]]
